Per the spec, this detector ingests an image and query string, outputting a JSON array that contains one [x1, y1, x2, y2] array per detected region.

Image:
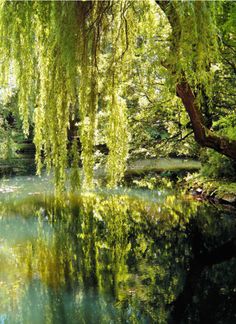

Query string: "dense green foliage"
[[0, 1, 136, 189], [0, 0, 235, 188]]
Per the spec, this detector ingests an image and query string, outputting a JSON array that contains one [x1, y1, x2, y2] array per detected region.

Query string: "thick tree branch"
[[176, 81, 236, 159]]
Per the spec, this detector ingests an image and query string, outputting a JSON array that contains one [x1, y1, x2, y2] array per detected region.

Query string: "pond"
[[0, 175, 235, 323]]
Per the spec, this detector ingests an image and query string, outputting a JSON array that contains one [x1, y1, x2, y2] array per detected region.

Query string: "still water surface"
[[0, 175, 235, 323]]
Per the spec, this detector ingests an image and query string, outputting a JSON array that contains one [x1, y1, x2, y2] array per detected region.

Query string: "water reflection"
[[0, 189, 235, 323]]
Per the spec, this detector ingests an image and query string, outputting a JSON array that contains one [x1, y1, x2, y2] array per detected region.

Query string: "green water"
[[0, 175, 235, 323]]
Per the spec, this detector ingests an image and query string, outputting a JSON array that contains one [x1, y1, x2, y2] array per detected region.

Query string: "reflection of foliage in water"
[[0, 192, 235, 323]]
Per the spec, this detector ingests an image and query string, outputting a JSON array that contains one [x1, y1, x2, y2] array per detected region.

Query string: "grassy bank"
[[126, 158, 201, 175]]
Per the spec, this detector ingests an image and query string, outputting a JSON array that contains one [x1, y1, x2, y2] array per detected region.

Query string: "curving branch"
[[176, 81, 236, 159]]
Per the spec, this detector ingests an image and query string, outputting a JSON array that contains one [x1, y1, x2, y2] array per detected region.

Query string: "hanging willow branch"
[[0, 0, 139, 190]]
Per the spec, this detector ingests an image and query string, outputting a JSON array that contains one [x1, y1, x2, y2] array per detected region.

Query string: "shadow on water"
[[0, 175, 236, 323]]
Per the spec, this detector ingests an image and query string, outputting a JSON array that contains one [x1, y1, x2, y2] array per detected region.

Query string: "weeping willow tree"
[[0, 0, 138, 190], [0, 0, 235, 190]]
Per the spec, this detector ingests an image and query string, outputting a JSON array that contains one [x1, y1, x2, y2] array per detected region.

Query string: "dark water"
[[0, 176, 236, 323]]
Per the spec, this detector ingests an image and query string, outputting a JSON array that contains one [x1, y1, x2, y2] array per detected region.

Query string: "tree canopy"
[[0, 0, 235, 190]]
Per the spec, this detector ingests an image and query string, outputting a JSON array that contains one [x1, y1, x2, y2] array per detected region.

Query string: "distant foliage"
[[0, 92, 22, 161]]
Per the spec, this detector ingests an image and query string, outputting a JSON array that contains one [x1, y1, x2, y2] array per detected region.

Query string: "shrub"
[[201, 149, 236, 179]]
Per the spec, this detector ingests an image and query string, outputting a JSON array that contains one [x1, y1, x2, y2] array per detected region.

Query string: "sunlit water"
[[0, 175, 235, 323]]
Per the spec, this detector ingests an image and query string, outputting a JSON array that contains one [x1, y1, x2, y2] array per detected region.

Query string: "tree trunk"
[[156, 0, 236, 160]]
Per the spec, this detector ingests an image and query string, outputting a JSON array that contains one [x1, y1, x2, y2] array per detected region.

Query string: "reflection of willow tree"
[[0, 194, 236, 323], [0, 193, 196, 323]]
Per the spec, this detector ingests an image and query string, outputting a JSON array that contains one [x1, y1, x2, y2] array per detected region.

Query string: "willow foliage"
[[0, 1, 134, 190], [0, 0, 221, 190], [0, 1, 79, 190], [163, 0, 220, 100]]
